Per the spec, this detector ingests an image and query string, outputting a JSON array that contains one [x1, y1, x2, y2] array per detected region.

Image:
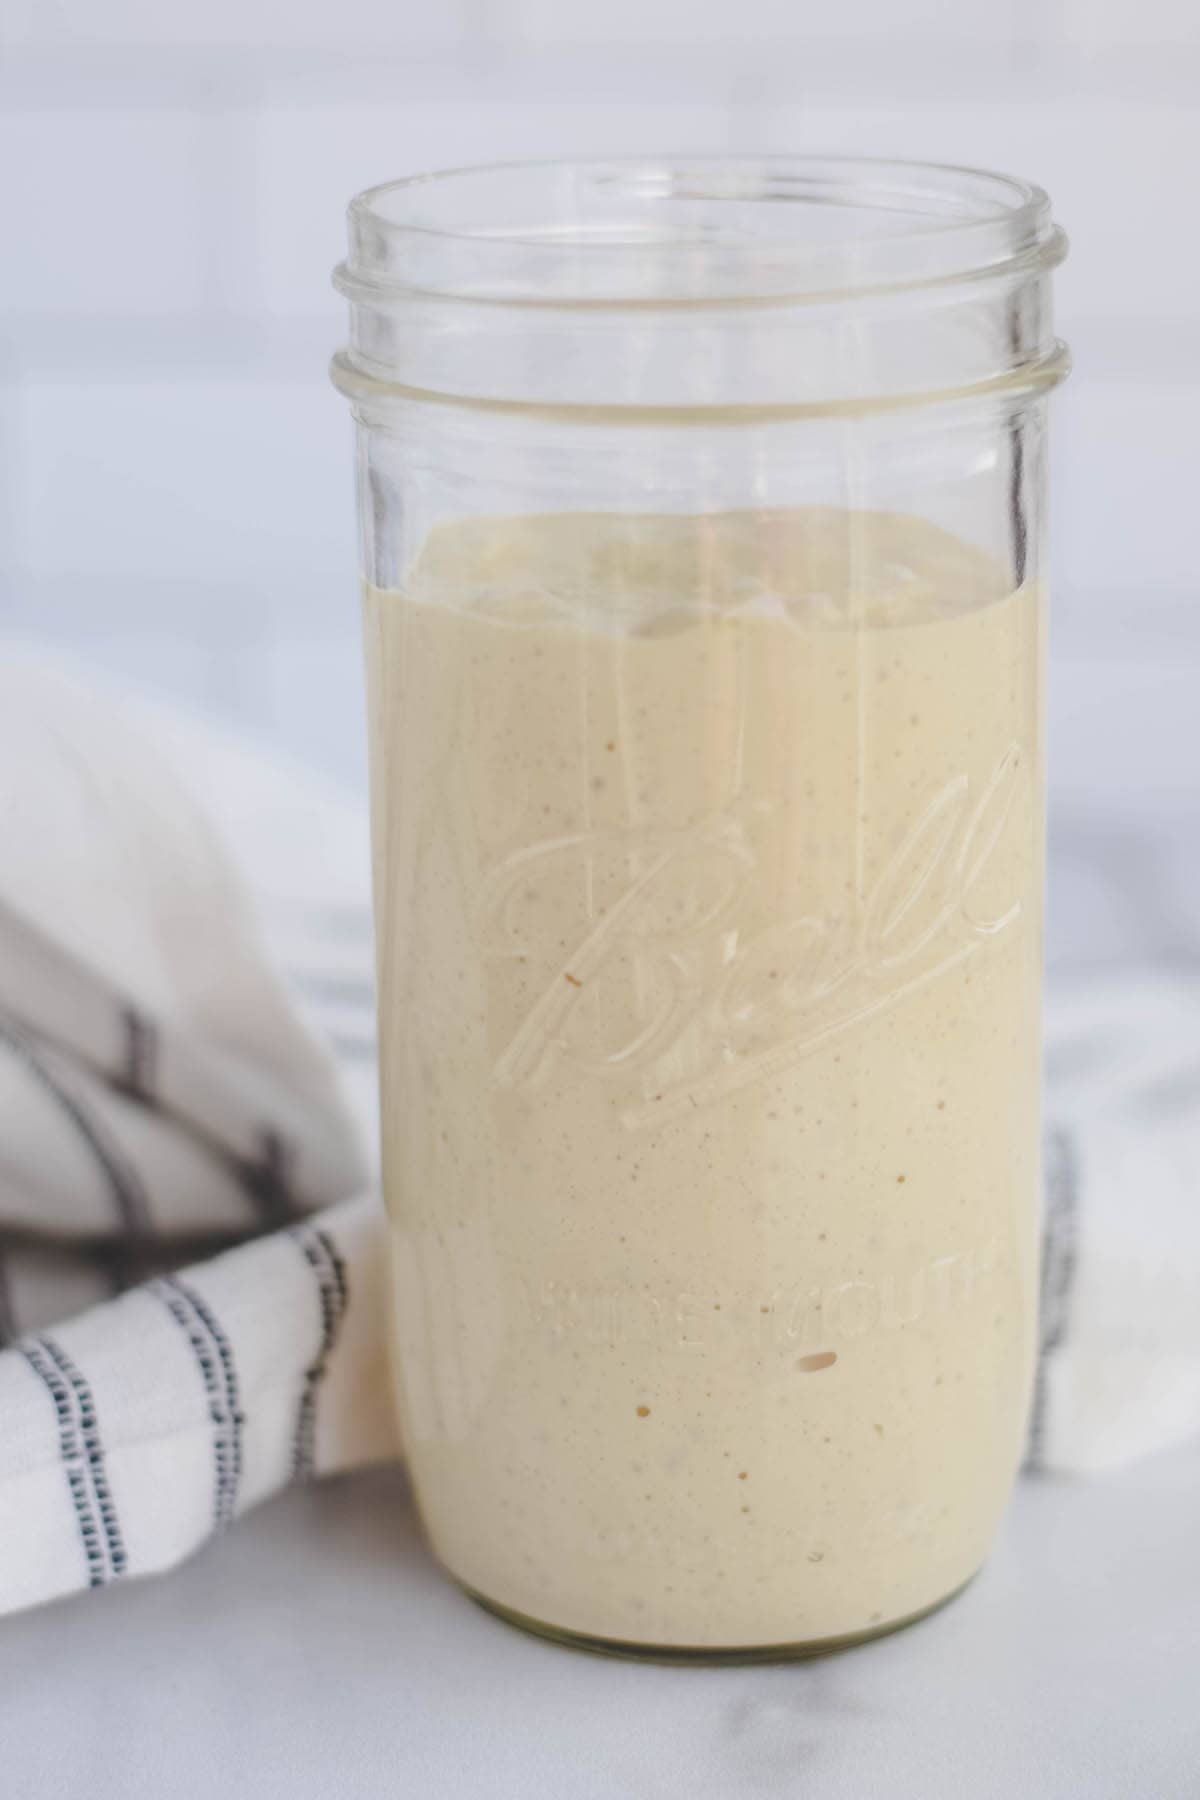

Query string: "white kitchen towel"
[[1031, 965, 1200, 1473], [0, 647, 387, 1614], [0, 644, 1196, 1617], [0, 1194, 397, 1613]]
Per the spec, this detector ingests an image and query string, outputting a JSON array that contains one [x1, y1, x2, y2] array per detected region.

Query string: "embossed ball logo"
[[482, 743, 1027, 1125]]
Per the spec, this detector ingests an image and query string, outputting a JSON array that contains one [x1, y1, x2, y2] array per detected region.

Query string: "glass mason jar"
[[332, 156, 1068, 1659]]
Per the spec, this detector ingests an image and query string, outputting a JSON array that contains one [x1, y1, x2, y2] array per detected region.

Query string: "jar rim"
[[335, 154, 1064, 310]]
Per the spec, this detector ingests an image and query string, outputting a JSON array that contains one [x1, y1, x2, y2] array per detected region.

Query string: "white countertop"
[[2, 1445, 1197, 1798]]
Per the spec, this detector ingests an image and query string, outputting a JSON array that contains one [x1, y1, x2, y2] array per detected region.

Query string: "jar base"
[[457, 1572, 977, 1666]]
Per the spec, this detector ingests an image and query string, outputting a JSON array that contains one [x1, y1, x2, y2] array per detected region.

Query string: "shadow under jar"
[[332, 156, 1068, 1660]]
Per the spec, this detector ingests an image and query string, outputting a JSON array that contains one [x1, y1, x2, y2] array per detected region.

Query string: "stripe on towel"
[[118, 1005, 159, 1102], [21, 1334, 127, 1586], [289, 1224, 350, 1482], [0, 1014, 153, 1277], [239, 1127, 299, 1230], [153, 1275, 244, 1531]]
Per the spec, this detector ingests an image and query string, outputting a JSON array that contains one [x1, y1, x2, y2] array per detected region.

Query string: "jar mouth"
[[335, 154, 1065, 309]]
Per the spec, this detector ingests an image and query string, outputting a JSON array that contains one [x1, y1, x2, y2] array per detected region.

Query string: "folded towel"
[[0, 649, 385, 1613], [1033, 965, 1200, 1472], [0, 647, 1195, 1617]]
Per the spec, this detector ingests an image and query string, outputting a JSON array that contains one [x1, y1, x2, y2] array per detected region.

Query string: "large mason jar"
[[332, 156, 1068, 1658]]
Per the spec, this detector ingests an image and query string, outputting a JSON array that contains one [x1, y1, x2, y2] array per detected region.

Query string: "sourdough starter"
[[363, 508, 1042, 1650]]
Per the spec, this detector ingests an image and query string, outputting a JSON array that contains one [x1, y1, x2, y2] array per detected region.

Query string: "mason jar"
[[332, 156, 1068, 1658]]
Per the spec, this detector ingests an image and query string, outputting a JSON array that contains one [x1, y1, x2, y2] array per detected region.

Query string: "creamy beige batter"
[[364, 508, 1043, 1651]]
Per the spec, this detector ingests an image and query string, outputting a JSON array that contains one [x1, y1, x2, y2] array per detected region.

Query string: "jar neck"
[[332, 156, 1068, 418]]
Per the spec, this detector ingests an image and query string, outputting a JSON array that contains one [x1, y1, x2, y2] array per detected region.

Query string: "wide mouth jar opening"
[[336, 155, 1062, 307], [333, 155, 1067, 413]]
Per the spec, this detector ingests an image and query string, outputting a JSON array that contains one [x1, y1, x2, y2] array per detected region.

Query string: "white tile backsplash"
[[15, 377, 355, 588], [506, 0, 1015, 46], [1060, 0, 1200, 50], [1051, 655, 1200, 811], [256, 94, 741, 317], [0, 0, 47, 49], [0, 108, 222, 317], [1055, 379, 1200, 600], [3, 0, 469, 49], [753, 97, 1200, 323]]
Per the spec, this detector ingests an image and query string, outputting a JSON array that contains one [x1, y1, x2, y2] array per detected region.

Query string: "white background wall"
[[2, 0, 1197, 882]]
